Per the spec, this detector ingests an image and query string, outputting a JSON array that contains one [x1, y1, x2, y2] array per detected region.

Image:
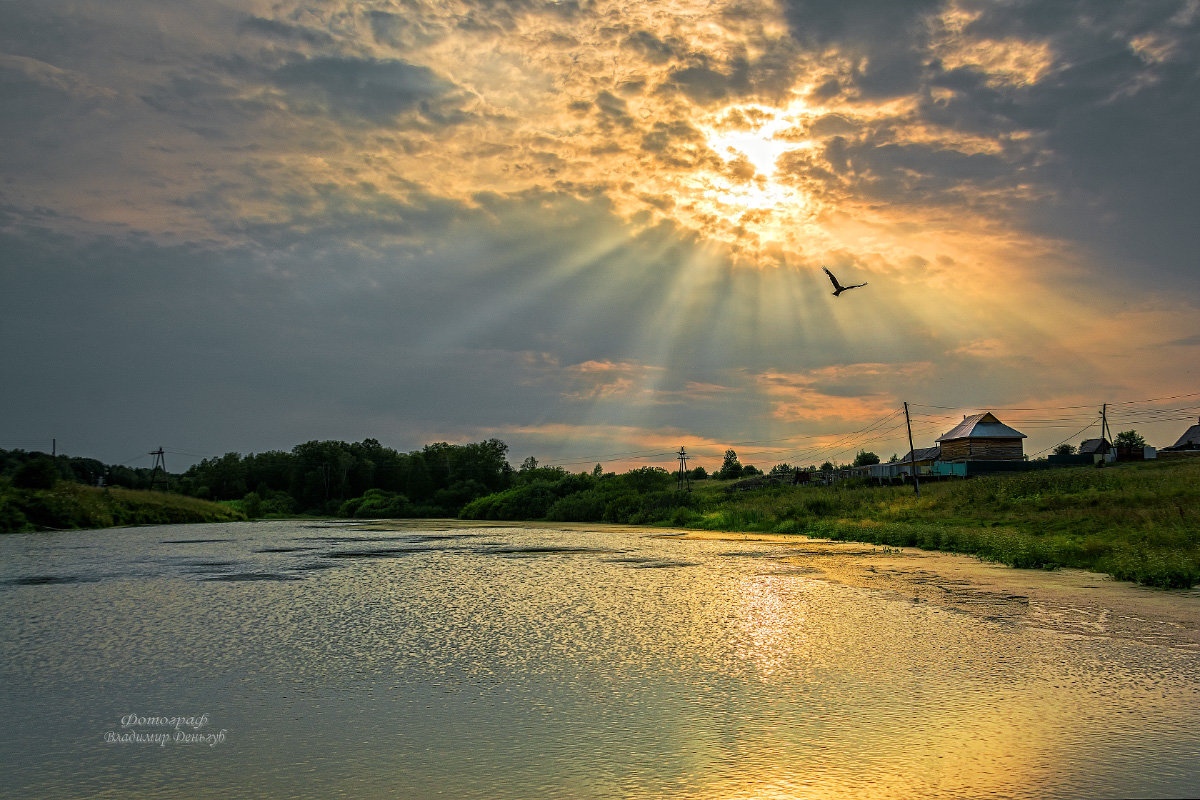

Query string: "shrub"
[[546, 491, 606, 522], [13, 457, 59, 490]]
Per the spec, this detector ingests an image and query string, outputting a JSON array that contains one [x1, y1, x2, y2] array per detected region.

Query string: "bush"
[[0, 487, 30, 532], [242, 491, 264, 519], [13, 457, 59, 490], [341, 488, 413, 518], [546, 491, 606, 522]]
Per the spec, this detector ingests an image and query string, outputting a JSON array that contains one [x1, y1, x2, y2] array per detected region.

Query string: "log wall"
[[939, 438, 1024, 462]]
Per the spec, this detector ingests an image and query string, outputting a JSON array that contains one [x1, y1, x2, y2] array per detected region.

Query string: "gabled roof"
[[936, 412, 1027, 442], [1079, 438, 1111, 454], [900, 446, 942, 462], [1169, 420, 1200, 450]]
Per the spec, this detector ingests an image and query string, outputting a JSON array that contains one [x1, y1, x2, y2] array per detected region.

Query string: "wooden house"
[[1163, 417, 1200, 452], [1078, 438, 1112, 456], [936, 412, 1027, 462]]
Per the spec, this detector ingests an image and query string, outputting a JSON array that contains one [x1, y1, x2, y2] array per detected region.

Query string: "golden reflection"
[[733, 575, 809, 679]]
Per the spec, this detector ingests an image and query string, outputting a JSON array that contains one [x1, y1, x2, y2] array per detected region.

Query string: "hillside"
[[0, 481, 245, 533]]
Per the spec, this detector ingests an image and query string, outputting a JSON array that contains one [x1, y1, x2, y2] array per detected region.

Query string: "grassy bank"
[[0, 480, 245, 532], [462, 459, 1200, 588], [691, 459, 1200, 588]]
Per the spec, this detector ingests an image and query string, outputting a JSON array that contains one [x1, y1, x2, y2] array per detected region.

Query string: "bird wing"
[[822, 266, 843, 290], [845, 282, 867, 290]]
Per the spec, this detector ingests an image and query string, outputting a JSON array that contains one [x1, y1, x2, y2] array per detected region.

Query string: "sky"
[[2, 0, 1199, 473]]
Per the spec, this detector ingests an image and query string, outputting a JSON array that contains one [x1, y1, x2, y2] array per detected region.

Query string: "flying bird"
[[823, 266, 867, 297]]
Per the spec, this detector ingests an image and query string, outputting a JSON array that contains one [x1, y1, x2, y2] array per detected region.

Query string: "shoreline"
[[670, 529, 1200, 652], [359, 518, 1200, 651]]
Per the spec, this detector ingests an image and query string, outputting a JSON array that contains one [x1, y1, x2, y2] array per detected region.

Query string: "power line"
[[910, 390, 1200, 413], [1030, 418, 1102, 457]]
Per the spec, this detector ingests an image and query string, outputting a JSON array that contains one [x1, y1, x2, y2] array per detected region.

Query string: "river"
[[1, 519, 1197, 799]]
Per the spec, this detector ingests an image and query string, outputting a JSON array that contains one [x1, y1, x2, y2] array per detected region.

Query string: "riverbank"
[[670, 529, 1200, 651], [681, 458, 1200, 588], [459, 458, 1200, 588], [0, 481, 245, 532]]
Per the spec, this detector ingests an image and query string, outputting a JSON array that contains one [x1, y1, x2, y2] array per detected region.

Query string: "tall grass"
[[0, 480, 245, 532], [689, 459, 1200, 588]]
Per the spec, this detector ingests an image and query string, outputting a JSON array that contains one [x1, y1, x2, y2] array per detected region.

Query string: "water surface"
[[1, 520, 1197, 799]]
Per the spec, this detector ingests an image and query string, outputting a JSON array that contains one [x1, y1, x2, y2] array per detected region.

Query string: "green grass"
[[0, 480, 245, 532], [683, 459, 1200, 588]]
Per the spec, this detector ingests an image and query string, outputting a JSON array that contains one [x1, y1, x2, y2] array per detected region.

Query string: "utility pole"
[[148, 447, 169, 491], [1101, 403, 1110, 444], [676, 446, 691, 492], [904, 402, 920, 498], [52, 438, 56, 457]]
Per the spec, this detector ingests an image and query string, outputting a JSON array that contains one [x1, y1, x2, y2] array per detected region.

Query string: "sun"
[[692, 101, 818, 241], [705, 104, 808, 176]]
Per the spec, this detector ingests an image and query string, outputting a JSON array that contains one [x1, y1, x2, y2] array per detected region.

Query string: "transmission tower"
[[676, 446, 691, 492], [148, 447, 169, 491]]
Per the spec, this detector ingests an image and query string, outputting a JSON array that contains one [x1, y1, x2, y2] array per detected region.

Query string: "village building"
[[936, 412, 1027, 462], [1078, 438, 1112, 456], [1162, 417, 1200, 453]]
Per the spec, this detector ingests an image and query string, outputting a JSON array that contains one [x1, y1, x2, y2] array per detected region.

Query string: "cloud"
[[270, 56, 458, 121], [239, 16, 334, 46], [4, 0, 1200, 468], [779, 0, 943, 97], [754, 364, 932, 424], [560, 359, 665, 401]]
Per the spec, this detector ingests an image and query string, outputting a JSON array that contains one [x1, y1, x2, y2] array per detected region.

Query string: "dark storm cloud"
[[239, 16, 335, 46], [780, 0, 945, 97], [0, 58, 105, 138], [0, 4, 110, 69], [769, 0, 1199, 290], [622, 30, 682, 64], [270, 56, 457, 121], [665, 56, 750, 104], [592, 90, 634, 128], [804, 138, 1021, 205], [0, 197, 571, 456], [920, 0, 1200, 286]]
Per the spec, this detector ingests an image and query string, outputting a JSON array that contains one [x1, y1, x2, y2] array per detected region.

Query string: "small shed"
[[900, 445, 942, 468], [1163, 417, 1200, 452], [1078, 438, 1112, 456], [936, 412, 1027, 462]]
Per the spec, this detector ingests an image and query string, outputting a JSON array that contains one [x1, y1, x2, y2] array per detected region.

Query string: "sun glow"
[[705, 104, 811, 176], [690, 102, 819, 238]]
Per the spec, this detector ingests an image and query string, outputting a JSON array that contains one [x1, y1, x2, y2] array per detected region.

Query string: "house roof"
[[1169, 420, 1200, 449], [900, 446, 942, 462], [936, 412, 1027, 442], [1078, 438, 1111, 454]]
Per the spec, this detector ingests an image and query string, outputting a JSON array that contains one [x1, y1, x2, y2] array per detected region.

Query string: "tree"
[[593, 463, 603, 477], [716, 449, 743, 480], [769, 463, 795, 475], [819, 461, 834, 472], [1115, 430, 1146, 450], [1053, 443, 1076, 456], [242, 491, 263, 519], [852, 450, 880, 467], [520, 456, 539, 473], [13, 457, 59, 490]]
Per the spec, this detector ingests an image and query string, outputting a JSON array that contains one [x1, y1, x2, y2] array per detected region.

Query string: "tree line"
[[175, 438, 515, 517], [0, 449, 160, 492], [0, 440, 884, 520]]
